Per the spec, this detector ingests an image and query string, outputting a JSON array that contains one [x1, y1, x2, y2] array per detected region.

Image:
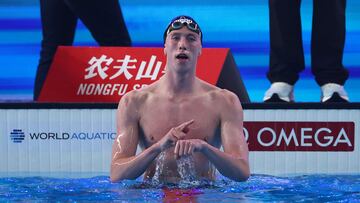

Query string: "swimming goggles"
[[166, 18, 201, 36]]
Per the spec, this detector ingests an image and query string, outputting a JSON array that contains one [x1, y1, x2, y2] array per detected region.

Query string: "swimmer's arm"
[[110, 140, 162, 182], [202, 92, 250, 181], [110, 94, 161, 182]]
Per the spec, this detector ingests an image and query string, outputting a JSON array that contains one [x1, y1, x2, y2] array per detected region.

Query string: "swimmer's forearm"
[[110, 144, 162, 182], [201, 143, 250, 182]]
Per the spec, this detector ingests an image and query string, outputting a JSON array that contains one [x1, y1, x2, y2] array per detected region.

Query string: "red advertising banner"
[[38, 46, 249, 103], [244, 121, 355, 151]]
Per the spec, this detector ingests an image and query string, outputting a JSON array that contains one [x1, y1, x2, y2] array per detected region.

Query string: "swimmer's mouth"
[[176, 53, 189, 59]]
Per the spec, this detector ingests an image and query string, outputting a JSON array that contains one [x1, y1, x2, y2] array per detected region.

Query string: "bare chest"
[[138, 98, 220, 147]]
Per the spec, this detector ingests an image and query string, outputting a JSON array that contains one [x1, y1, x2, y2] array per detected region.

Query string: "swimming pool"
[[1, 106, 360, 201], [1, 174, 359, 202]]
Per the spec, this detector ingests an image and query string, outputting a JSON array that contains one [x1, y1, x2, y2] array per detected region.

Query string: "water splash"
[[176, 156, 197, 184], [152, 151, 199, 185], [152, 151, 166, 184]]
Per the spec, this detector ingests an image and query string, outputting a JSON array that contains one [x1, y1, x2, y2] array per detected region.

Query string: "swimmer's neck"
[[160, 71, 198, 95]]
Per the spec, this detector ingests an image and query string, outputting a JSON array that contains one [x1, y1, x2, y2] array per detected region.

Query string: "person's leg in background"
[[264, 0, 304, 102], [311, 0, 349, 102], [65, 0, 131, 46], [34, 0, 77, 100]]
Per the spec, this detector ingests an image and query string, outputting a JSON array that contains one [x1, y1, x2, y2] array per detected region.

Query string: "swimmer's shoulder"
[[118, 82, 158, 107], [198, 79, 242, 107]]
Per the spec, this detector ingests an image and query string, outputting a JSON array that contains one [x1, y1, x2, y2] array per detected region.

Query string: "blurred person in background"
[[264, 0, 349, 103], [34, 0, 131, 100]]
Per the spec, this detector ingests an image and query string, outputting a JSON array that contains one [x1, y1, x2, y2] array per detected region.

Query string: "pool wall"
[[1, 103, 359, 176]]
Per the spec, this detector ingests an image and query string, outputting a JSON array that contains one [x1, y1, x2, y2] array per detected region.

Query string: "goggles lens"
[[167, 19, 200, 35]]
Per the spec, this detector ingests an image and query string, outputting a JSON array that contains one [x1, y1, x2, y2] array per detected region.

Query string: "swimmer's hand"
[[157, 119, 194, 151], [174, 139, 206, 159]]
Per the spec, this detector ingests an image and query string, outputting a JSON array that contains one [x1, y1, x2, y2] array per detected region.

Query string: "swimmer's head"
[[163, 15, 202, 44]]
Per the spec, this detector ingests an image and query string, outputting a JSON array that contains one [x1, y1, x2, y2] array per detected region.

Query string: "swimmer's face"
[[164, 26, 202, 72]]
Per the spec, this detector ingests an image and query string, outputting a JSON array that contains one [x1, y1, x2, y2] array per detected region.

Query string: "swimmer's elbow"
[[110, 172, 130, 183], [110, 168, 121, 183], [239, 170, 251, 182], [233, 161, 250, 182], [231, 170, 250, 182], [110, 167, 137, 183], [241, 162, 251, 181], [110, 164, 121, 183], [110, 174, 119, 183]]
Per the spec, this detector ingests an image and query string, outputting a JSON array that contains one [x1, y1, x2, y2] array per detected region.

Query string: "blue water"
[[1, 0, 360, 102], [1, 174, 359, 202]]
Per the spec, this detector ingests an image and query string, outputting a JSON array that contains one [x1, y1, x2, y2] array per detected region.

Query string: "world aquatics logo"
[[10, 129, 25, 143]]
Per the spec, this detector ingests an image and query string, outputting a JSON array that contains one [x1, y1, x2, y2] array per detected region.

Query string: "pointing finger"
[[176, 119, 195, 133]]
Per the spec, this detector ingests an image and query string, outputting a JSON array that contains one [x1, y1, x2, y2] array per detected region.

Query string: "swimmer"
[[110, 15, 250, 183]]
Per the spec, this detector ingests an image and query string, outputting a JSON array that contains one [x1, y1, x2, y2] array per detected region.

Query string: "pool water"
[[1, 174, 359, 202]]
